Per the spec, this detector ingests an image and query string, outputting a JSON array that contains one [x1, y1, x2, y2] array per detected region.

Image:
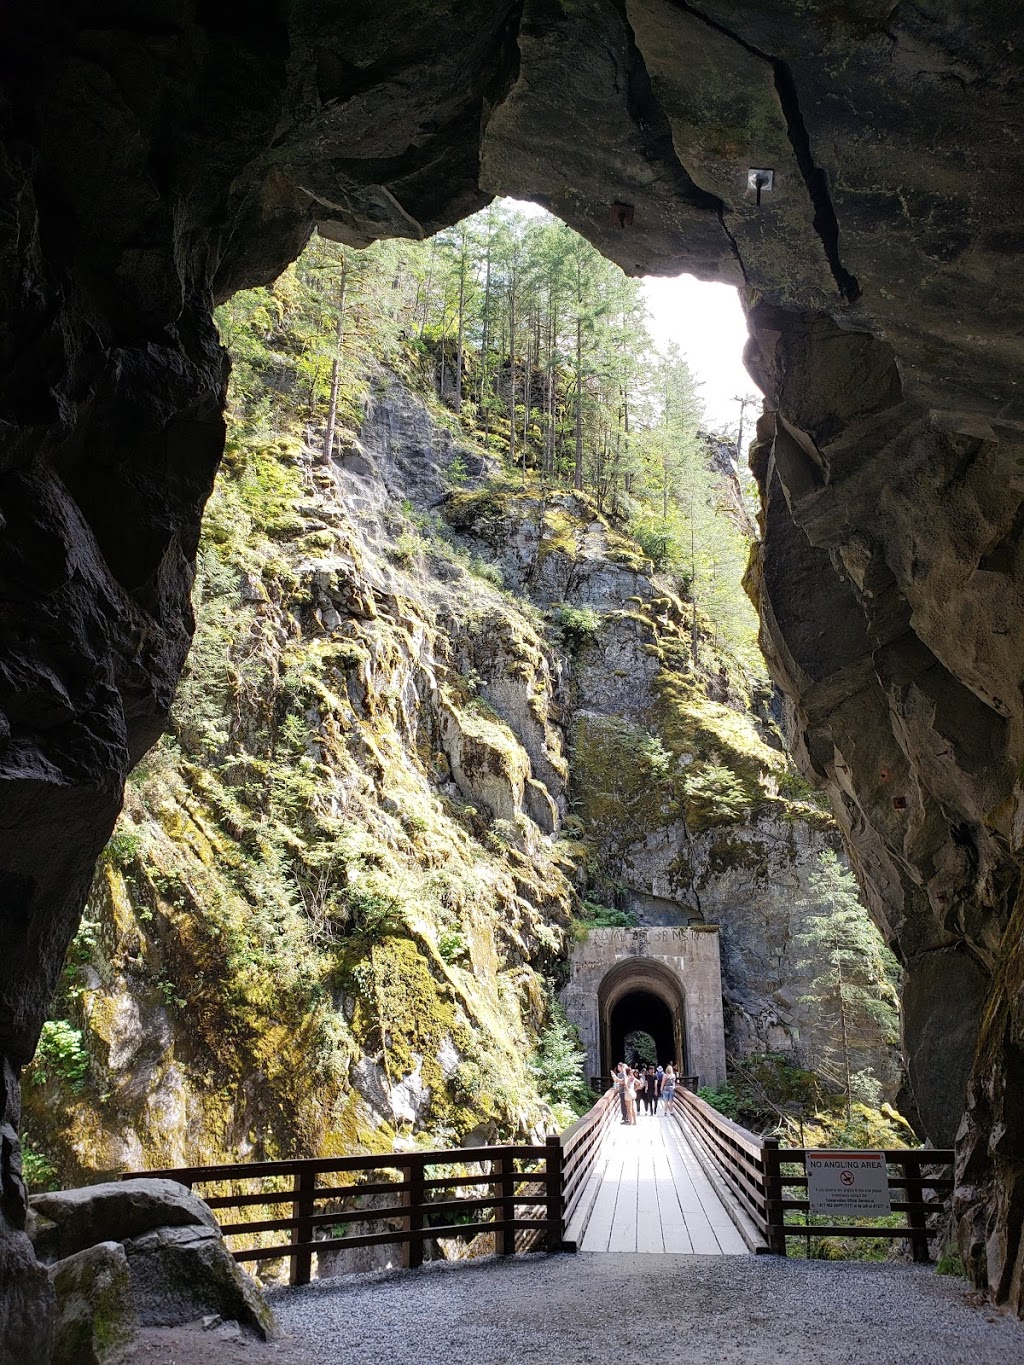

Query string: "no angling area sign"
[[805, 1151, 891, 1215]]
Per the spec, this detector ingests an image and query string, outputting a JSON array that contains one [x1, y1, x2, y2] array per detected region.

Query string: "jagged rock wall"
[[24, 372, 854, 1189], [3, 0, 1024, 1326]]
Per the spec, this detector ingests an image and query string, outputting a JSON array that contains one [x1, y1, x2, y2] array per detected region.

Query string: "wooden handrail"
[[670, 1087, 954, 1261], [123, 1138, 562, 1283], [117, 1081, 954, 1273], [133, 1144, 546, 1185], [560, 1090, 616, 1229]]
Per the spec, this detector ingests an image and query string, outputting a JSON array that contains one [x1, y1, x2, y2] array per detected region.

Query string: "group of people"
[[611, 1061, 677, 1125]]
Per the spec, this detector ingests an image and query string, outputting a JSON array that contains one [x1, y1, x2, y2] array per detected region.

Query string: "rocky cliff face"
[[24, 371, 875, 1190], [3, 0, 1024, 1326]]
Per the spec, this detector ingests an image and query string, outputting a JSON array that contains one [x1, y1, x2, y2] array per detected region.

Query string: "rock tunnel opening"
[[609, 991, 678, 1071], [5, 0, 1024, 1323], [598, 958, 687, 1082]]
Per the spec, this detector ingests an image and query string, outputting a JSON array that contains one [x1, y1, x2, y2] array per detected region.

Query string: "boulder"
[[31, 1178, 216, 1261], [122, 1224, 278, 1341], [49, 1241, 137, 1365], [0, 1222, 55, 1365], [24, 1206, 60, 1263]]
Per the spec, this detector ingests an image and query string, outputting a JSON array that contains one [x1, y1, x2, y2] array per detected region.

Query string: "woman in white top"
[[624, 1070, 638, 1125], [660, 1064, 676, 1113]]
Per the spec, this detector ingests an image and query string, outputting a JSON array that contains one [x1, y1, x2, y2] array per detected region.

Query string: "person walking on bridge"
[[623, 1068, 638, 1125], [659, 1064, 676, 1113], [643, 1065, 659, 1115], [613, 1063, 629, 1123]]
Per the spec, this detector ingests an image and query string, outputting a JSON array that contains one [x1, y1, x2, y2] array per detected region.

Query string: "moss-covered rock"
[[49, 1241, 137, 1365], [21, 300, 885, 1200]]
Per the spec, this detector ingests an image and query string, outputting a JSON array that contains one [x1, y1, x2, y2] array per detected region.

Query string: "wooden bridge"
[[129, 1087, 953, 1284]]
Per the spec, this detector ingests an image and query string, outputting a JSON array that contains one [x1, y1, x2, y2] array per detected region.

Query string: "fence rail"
[[125, 1139, 562, 1285], [670, 1087, 953, 1261], [559, 1088, 616, 1235], [590, 1074, 699, 1094]]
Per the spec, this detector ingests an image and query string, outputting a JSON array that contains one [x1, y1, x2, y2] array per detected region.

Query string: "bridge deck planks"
[[579, 1112, 748, 1255]]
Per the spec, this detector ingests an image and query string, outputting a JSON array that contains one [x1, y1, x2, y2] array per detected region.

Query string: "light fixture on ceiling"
[[747, 169, 775, 207]]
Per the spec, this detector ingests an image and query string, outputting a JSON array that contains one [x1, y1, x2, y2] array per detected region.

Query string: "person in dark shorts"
[[643, 1065, 659, 1114]]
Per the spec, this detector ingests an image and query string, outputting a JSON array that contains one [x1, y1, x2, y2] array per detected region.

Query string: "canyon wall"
[[24, 365, 873, 1195]]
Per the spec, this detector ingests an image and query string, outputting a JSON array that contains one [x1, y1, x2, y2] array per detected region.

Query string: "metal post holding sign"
[[805, 1151, 891, 1216]]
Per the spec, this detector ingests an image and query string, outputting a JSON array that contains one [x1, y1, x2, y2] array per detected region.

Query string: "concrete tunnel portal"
[[562, 926, 728, 1091]]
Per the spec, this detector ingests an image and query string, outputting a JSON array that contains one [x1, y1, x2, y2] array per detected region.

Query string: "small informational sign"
[[805, 1151, 891, 1215]]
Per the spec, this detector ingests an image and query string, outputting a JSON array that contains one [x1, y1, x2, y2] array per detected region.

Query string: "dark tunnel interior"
[[608, 991, 678, 1071]]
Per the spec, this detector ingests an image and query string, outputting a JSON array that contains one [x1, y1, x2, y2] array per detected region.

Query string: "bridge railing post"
[[401, 1158, 425, 1269], [290, 1167, 316, 1286], [901, 1152, 930, 1264], [545, 1133, 563, 1251], [496, 1151, 517, 1255], [762, 1137, 787, 1257]]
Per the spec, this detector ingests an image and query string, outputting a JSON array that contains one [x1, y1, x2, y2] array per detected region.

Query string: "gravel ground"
[[128, 1324, 314, 1365], [260, 1252, 1022, 1365]]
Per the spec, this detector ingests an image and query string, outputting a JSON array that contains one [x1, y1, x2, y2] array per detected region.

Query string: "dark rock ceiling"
[[1, 0, 1023, 1339]]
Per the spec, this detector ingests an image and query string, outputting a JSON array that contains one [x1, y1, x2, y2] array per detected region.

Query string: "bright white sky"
[[507, 200, 760, 440], [640, 276, 761, 437]]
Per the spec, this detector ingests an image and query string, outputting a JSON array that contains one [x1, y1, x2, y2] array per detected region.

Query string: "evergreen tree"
[[531, 1003, 592, 1111], [216, 199, 763, 671], [793, 852, 901, 1119]]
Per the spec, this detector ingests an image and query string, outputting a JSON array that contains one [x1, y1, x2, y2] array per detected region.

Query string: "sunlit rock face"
[[2, 0, 1024, 1325]]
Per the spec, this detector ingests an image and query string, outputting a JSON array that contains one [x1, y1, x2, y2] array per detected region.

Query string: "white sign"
[[805, 1151, 891, 1216]]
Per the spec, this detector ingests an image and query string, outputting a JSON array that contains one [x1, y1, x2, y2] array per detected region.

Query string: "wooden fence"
[[127, 1139, 562, 1285], [590, 1074, 699, 1094], [670, 1087, 953, 1261]]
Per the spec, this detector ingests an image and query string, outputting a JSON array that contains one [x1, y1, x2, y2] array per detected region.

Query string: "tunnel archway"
[[597, 957, 687, 1080]]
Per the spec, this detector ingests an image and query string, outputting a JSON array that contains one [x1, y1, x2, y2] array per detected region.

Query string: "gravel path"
[[266, 1252, 1022, 1365]]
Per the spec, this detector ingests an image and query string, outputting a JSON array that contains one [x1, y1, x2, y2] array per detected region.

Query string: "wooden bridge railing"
[[558, 1087, 616, 1235], [670, 1086, 953, 1261], [590, 1074, 699, 1094], [123, 1084, 952, 1279], [126, 1138, 562, 1285]]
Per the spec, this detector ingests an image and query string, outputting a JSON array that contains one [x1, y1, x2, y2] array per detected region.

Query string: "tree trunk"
[[508, 286, 517, 470], [573, 314, 584, 491], [455, 231, 466, 415], [322, 252, 349, 464], [835, 926, 854, 1123], [481, 228, 492, 442], [690, 501, 698, 669]]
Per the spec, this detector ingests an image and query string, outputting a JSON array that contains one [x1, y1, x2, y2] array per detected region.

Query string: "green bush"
[[936, 1252, 966, 1278], [105, 827, 142, 866], [624, 1030, 658, 1068], [345, 883, 408, 939], [531, 1004, 593, 1112], [551, 604, 601, 650], [31, 1020, 89, 1091], [685, 763, 751, 822], [577, 901, 638, 929], [19, 1135, 59, 1192], [437, 928, 469, 964], [697, 1083, 742, 1120], [468, 556, 504, 587], [634, 526, 672, 568], [447, 453, 469, 485], [389, 531, 421, 566]]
